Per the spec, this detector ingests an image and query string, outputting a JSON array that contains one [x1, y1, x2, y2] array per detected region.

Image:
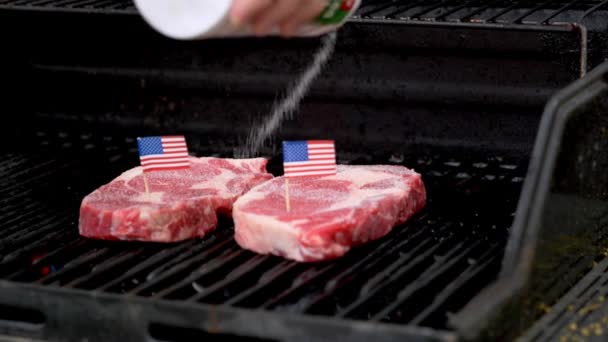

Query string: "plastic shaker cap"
[[133, 0, 232, 40]]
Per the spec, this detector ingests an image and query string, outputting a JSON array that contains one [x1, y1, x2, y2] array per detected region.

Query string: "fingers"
[[254, 0, 300, 36], [230, 0, 273, 26], [230, 0, 329, 37], [279, 0, 327, 37]]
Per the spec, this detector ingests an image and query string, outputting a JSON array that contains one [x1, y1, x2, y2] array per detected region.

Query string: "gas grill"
[[0, 0, 607, 341]]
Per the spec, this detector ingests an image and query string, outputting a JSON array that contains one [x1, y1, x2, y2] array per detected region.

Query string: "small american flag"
[[283, 140, 337, 178], [137, 136, 190, 173]]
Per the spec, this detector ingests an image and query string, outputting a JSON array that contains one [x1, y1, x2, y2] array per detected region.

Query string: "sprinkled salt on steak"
[[79, 157, 272, 242], [233, 165, 426, 262]]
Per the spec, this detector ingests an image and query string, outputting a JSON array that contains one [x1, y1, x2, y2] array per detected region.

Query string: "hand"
[[230, 0, 327, 37]]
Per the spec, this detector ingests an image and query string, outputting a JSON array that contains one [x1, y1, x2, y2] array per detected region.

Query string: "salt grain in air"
[[238, 33, 338, 158]]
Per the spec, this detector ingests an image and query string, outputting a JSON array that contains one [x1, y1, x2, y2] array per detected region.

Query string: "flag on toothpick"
[[137, 136, 190, 173], [282, 140, 337, 212], [283, 140, 337, 178]]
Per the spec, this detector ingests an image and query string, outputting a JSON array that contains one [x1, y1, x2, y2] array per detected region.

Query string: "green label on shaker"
[[316, 0, 357, 25]]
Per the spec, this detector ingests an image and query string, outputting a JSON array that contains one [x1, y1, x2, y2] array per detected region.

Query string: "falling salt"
[[192, 282, 205, 294], [238, 32, 338, 157], [389, 154, 405, 163]]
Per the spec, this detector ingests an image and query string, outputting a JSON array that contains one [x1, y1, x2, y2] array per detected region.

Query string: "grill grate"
[[0, 129, 527, 330], [522, 256, 608, 341], [352, 0, 608, 25], [0, 0, 607, 27]]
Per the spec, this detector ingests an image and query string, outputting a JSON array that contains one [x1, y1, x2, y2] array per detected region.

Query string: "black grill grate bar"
[[0, 210, 72, 247], [0, 202, 68, 231], [393, 0, 442, 20], [102, 235, 232, 293], [0, 157, 56, 187], [0, 201, 47, 232], [535, 256, 588, 299], [408, 244, 502, 325], [0, 160, 72, 195], [0, 0, 135, 11], [264, 235, 441, 313], [84, 0, 122, 8], [335, 226, 456, 318], [289, 214, 436, 313], [152, 248, 250, 299], [363, 0, 429, 20], [65, 247, 148, 289], [49, 0, 109, 7], [97, 239, 200, 293], [353, 0, 608, 24], [406, 0, 455, 20], [197, 223, 422, 311], [0, 198, 59, 224], [257, 215, 441, 311], [356, 0, 400, 17], [1, 188, 36, 210], [542, 280, 603, 341], [0, 199, 42, 223], [46, 248, 142, 287], [372, 240, 483, 321], [187, 255, 277, 302], [223, 261, 303, 306], [129, 237, 236, 296], [580, 0, 608, 18], [421, 0, 484, 21], [483, 2, 523, 23], [505, 0, 564, 24], [6, 237, 87, 281], [69, 0, 114, 8], [0, 155, 28, 173], [24, 0, 61, 5], [530, 0, 584, 24], [36, 247, 113, 285], [521, 258, 608, 341], [1, 0, 606, 24], [2, 0, 32, 5], [259, 263, 336, 310], [0, 221, 76, 277], [447, 0, 505, 22], [28, 0, 82, 7]]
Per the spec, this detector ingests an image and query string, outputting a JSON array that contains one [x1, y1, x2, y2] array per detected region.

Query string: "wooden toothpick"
[[143, 172, 151, 196], [284, 178, 291, 212]]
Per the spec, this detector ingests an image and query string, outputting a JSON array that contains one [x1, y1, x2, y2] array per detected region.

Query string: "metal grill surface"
[[0, 129, 527, 330]]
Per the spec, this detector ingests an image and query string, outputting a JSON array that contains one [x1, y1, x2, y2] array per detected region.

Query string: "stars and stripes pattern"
[[137, 136, 190, 173], [283, 140, 337, 178]]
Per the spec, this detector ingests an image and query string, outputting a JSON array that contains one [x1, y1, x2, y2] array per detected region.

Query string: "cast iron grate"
[[0, 0, 606, 27], [522, 255, 608, 341], [0, 128, 527, 330], [352, 0, 608, 25]]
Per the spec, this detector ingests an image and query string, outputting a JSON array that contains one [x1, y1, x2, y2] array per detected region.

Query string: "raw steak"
[[233, 165, 426, 262], [79, 157, 272, 242]]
